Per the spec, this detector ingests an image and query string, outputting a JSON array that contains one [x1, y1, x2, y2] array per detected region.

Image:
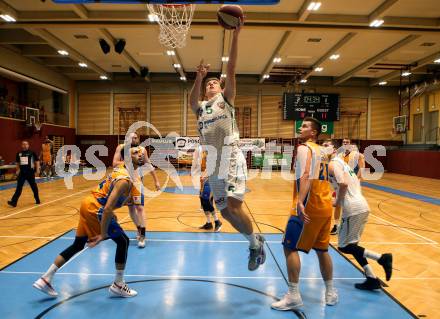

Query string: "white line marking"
[[0, 188, 90, 220], [0, 271, 285, 280], [330, 241, 438, 245], [3, 271, 440, 280], [58, 247, 88, 270], [2, 235, 438, 247], [370, 213, 438, 244], [0, 235, 278, 243]]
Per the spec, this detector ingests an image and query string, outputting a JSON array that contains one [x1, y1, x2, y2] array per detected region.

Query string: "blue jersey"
[[200, 179, 212, 201]]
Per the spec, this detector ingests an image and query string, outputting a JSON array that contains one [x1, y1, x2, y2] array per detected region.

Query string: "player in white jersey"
[[323, 140, 393, 290], [189, 22, 266, 271]]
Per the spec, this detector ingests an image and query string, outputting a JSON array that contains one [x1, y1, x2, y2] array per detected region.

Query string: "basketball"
[[217, 5, 244, 30]]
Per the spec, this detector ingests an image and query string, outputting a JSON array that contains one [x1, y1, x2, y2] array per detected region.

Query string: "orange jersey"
[[292, 141, 332, 218], [201, 151, 207, 172], [92, 164, 134, 208], [42, 143, 52, 163]]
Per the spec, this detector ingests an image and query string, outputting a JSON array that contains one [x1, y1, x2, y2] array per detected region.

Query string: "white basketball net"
[[147, 4, 195, 49]]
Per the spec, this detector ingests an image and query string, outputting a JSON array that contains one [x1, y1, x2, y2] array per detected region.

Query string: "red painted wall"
[[0, 117, 75, 164], [76, 135, 118, 167], [387, 150, 440, 179]]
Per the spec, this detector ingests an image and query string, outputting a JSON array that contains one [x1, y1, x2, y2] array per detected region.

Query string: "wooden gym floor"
[[0, 169, 439, 318]]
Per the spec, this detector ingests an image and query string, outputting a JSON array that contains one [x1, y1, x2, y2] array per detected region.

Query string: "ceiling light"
[[0, 14, 16, 22], [434, 58, 440, 63], [329, 54, 340, 60], [300, 79, 308, 83], [378, 81, 387, 86], [221, 56, 229, 62], [307, 2, 321, 11], [273, 57, 282, 63], [114, 39, 126, 54], [148, 13, 159, 22], [402, 71, 411, 77], [166, 50, 175, 56], [100, 75, 108, 80], [180, 76, 186, 81], [99, 39, 111, 54], [370, 19, 384, 27], [263, 74, 270, 79], [78, 62, 88, 68], [314, 67, 323, 72], [57, 50, 69, 56], [220, 74, 227, 78], [173, 63, 181, 68]]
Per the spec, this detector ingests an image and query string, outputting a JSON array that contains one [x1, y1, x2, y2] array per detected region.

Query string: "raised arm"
[[143, 148, 160, 190], [223, 23, 242, 103], [357, 153, 365, 180], [328, 161, 348, 208], [112, 144, 124, 167], [189, 60, 210, 114]]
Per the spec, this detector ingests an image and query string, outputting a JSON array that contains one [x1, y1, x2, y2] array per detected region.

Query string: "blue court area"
[[0, 231, 415, 319]]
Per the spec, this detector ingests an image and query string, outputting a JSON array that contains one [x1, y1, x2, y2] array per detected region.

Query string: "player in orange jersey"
[[272, 117, 338, 311], [33, 146, 144, 298]]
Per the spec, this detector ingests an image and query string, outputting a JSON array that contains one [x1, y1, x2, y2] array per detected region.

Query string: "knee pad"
[[338, 243, 358, 254], [113, 233, 129, 265]]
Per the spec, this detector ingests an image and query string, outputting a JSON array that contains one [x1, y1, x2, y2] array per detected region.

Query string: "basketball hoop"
[[146, 3, 195, 49], [34, 121, 42, 132]]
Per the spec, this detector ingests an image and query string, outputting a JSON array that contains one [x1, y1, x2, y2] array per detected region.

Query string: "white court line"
[[58, 247, 88, 271], [0, 235, 278, 244], [1, 235, 439, 247], [0, 188, 91, 220], [370, 213, 438, 244], [330, 241, 438, 245], [3, 271, 440, 281]]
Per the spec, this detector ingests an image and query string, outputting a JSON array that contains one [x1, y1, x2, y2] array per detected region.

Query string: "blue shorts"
[[201, 180, 212, 201], [97, 207, 125, 239], [282, 215, 331, 253]]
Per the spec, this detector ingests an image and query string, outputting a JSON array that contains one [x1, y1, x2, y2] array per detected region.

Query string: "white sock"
[[324, 280, 334, 292], [363, 249, 381, 261], [42, 264, 58, 282], [212, 212, 219, 222], [115, 269, 124, 284], [244, 233, 259, 249], [363, 264, 376, 278], [288, 282, 299, 294], [205, 213, 211, 223]]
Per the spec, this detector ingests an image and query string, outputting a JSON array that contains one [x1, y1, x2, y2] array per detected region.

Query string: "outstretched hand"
[[232, 18, 243, 36], [196, 59, 210, 79]]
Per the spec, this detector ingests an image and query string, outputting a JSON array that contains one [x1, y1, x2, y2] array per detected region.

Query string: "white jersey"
[[329, 157, 369, 218], [196, 93, 240, 157]]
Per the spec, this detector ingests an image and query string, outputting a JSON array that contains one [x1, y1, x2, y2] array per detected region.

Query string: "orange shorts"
[[76, 196, 124, 239], [283, 215, 331, 253]]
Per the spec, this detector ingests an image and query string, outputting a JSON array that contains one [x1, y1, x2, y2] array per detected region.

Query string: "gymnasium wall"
[[386, 150, 440, 179], [0, 117, 75, 164], [76, 80, 400, 141], [407, 90, 440, 144]]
